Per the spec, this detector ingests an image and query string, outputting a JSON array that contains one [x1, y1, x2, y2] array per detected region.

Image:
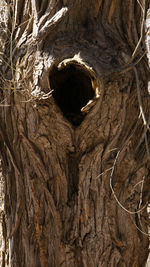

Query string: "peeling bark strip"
[[32, 7, 69, 42], [0, 0, 150, 266]]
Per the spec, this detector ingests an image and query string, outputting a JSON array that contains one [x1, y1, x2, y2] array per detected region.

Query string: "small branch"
[[134, 67, 150, 130], [131, 0, 145, 59], [110, 151, 147, 215], [131, 213, 150, 236]]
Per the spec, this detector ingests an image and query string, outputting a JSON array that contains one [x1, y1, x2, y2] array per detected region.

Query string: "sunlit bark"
[[0, 0, 150, 266]]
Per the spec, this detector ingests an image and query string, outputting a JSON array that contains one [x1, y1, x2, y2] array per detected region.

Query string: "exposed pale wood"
[[37, 7, 68, 41]]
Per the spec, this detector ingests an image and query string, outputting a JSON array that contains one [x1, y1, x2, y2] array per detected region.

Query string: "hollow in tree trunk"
[[0, 0, 150, 266]]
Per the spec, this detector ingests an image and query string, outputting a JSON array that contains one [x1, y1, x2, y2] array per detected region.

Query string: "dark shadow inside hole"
[[49, 64, 95, 126]]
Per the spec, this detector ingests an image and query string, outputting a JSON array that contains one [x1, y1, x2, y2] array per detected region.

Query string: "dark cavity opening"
[[50, 64, 95, 126]]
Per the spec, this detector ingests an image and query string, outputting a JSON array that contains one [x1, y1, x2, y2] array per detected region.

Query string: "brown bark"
[[0, 0, 150, 266]]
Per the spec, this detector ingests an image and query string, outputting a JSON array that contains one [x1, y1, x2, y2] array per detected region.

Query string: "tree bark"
[[0, 0, 150, 266]]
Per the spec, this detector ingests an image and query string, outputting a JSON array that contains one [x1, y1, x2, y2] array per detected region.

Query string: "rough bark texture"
[[0, 0, 150, 266]]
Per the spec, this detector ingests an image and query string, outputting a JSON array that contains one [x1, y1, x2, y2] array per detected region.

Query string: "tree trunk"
[[0, 0, 150, 266]]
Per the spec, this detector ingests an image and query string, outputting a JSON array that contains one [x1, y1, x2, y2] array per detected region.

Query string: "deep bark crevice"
[[50, 64, 95, 126]]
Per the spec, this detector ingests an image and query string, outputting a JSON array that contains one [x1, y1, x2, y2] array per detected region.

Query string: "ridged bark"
[[0, 0, 150, 266]]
